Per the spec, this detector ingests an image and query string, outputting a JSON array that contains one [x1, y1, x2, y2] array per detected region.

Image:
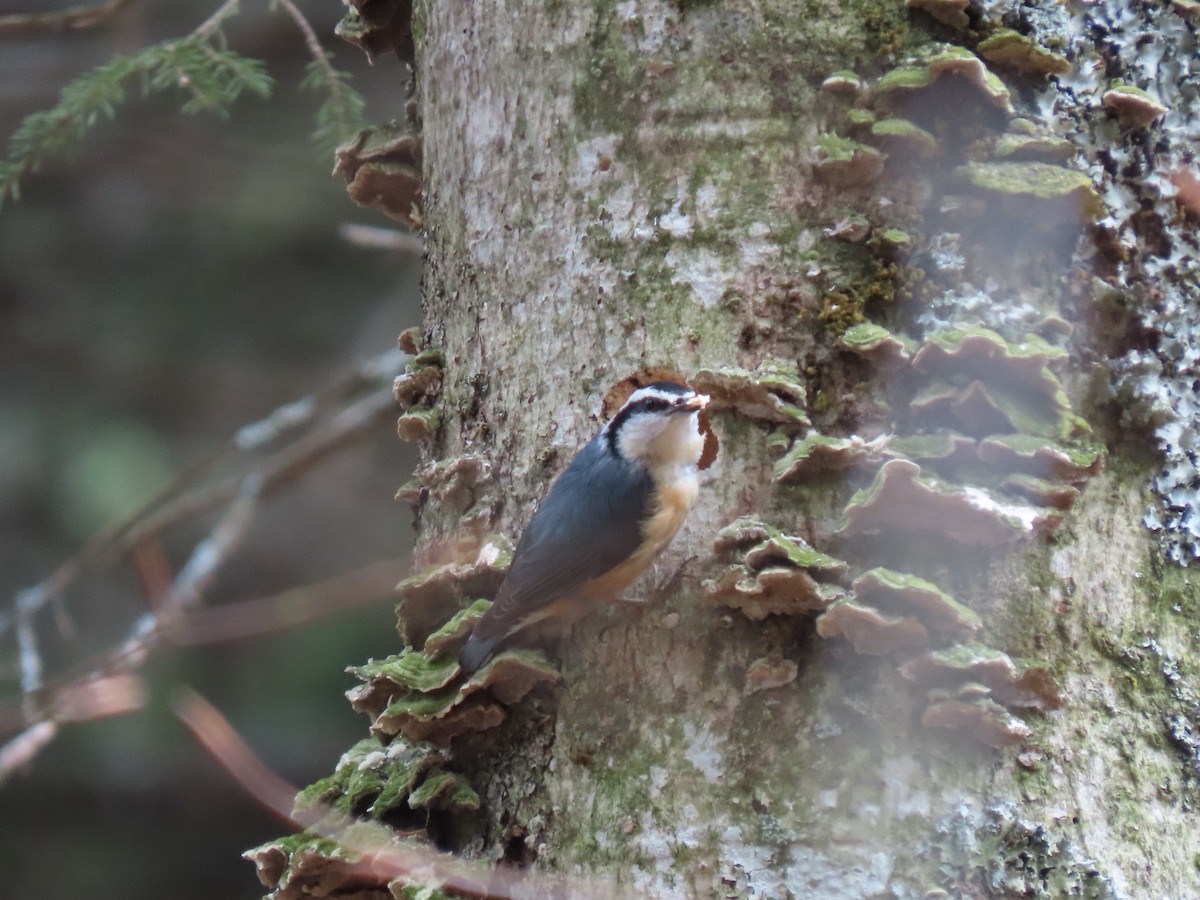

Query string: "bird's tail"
[[458, 631, 501, 676]]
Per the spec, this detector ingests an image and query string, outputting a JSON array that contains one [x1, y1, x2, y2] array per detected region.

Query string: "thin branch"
[[1, 673, 145, 783], [166, 558, 408, 645], [193, 0, 242, 39], [0, 0, 138, 36], [1, 348, 404, 643], [275, 0, 366, 146], [274, 0, 333, 78], [339, 223, 426, 254], [1, 345, 408, 778]]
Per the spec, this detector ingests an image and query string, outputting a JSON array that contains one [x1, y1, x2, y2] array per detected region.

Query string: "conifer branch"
[[274, 0, 367, 151], [0, 0, 270, 204]]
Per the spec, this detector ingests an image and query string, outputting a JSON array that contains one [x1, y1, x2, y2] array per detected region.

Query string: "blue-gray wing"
[[460, 437, 652, 669]]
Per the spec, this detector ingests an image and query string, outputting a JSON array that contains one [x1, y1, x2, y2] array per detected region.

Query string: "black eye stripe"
[[604, 386, 693, 456]]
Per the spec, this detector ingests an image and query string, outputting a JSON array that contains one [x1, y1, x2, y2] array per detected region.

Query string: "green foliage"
[[1, 34, 272, 203], [1, 5, 370, 204], [300, 59, 368, 153]]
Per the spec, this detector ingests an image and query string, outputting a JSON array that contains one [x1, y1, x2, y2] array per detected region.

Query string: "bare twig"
[[1, 345, 408, 777], [339, 223, 426, 254], [1, 348, 405, 643], [0, 0, 138, 36], [1, 673, 145, 783], [194, 0, 243, 39], [167, 558, 407, 645]]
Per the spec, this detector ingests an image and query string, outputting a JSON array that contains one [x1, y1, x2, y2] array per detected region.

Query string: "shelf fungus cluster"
[[799, 318, 1099, 744], [691, 360, 812, 429], [705, 517, 847, 620], [247, 736, 478, 899], [394, 346, 445, 445], [747, 276, 1100, 747], [901, 646, 1066, 748], [816, 45, 1103, 230], [334, 124, 424, 230], [343, 537, 563, 748], [816, 568, 981, 656]]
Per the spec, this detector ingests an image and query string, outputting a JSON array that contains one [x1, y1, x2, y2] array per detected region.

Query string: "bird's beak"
[[675, 392, 710, 413]]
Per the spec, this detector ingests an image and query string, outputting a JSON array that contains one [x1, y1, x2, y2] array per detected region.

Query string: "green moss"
[[877, 65, 933, 92], [870, 118, 937, 153], [845, 107, 877, 127], [877, 228, 912, 247], [816, 132, 872, 162], [408, 770, 481, 811], [351, 648, 461, 693], [956, 161, 1103, 220], [977, 29, 1070, 77]]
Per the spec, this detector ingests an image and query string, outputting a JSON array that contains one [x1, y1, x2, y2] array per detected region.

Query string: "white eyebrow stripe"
[[625, 386, 689, 405]]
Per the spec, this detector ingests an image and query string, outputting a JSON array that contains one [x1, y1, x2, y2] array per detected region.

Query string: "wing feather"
[[476, 437, 652, 641]]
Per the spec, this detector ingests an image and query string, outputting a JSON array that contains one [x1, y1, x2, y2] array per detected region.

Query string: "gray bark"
[[404, 0, 1200, 896]]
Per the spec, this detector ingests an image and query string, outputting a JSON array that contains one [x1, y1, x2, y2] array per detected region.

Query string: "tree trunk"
[[253, 1, 1200, 897]]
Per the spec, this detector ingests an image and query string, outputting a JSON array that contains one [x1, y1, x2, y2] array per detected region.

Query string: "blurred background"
[[0, 2, 420, 897]]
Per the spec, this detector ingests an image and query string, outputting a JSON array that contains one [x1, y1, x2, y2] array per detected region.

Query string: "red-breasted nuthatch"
[[459, 381, 711, 674]]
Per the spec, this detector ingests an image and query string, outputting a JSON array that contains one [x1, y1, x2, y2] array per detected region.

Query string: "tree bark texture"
[[418, 0, 1199, 896], [254, 1, 1200, 898]]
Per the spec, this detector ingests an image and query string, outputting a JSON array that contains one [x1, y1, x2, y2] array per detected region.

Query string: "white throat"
[[615, 411, 704, 479]]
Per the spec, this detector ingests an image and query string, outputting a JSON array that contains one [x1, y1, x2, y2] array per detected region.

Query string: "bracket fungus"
[[397, 407, 441, 443], [247, 831, 376, 900], [976, 30, 1070, 78], [899, 645, 1065, 711], [852, 568, 982, 636], [910, 378, 1079, 440], [393, 350, 444, 410], [876, 47, 1013, 115], [910, 328, 1084, 439], [691, 361, 811, 427], [334, 0, 414, 63], [905, 0, 969, 30], [954, 161, 1103, 223], [816, 600, 931, 655], [839, 459, 1061, 545], [821, 71, 863, 95], [707, 517, 846, 620], [416, 454, 493, 513], [458, 649, 564, 705], [824, 214, 873, 244], [811, 135, 886, 187], [921, 696, 1033, 748], [395, 538, 510, 647], [743, 656, 800, 696], [774, 433, 889, 483], [994, 131, 1075, 163], [976, 434, 1105, 484], [885, 432, 978, 466], [837, 322, 913, 366], [999, 473, 1082, 510], [370, 687, 507, 746], [349, 629, 560, 746], [870, 119, 939, 159], [335, 126, 423, 229], [1102, 84, 1169, 130]]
